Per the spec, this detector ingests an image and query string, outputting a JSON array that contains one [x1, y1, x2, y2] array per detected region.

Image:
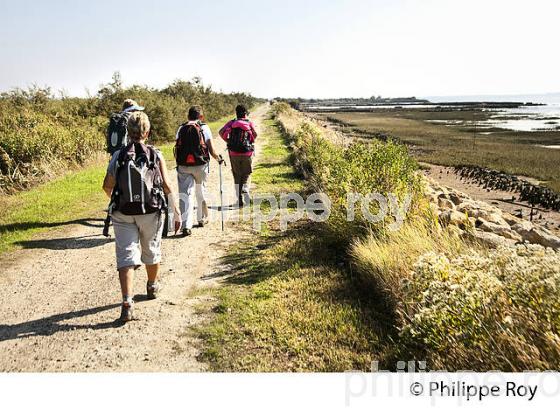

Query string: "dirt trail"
[[0, 105, 267, 372]]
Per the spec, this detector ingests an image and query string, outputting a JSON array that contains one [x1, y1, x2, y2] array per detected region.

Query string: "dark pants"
[[229, 155, 253, 198]]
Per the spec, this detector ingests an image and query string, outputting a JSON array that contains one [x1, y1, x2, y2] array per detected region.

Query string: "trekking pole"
[[218, 157, 225, 231], [102, 203, 113, 237], [162, 194, 169, 237]]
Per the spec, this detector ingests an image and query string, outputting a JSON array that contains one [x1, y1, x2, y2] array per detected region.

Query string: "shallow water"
[[431, 93, 560, 132], [486, 104, 560, 132]]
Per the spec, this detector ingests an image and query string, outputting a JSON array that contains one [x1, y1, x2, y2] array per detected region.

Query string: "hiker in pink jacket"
[[219, 105, 257, 207]]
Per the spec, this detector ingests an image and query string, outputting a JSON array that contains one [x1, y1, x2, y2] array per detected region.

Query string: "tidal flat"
[[315, 108, 560, 193]]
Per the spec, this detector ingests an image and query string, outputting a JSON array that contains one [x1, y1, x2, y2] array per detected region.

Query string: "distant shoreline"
[[298, 101, 543, 113]]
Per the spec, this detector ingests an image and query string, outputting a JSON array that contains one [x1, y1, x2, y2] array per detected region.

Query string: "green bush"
[[0, 75, 262, 192], [0, 105, 105, 191], [275, 105, 421, 239]]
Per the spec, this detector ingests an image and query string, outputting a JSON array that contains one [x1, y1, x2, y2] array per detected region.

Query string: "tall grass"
[[0, 105, 105, 192], [275, 102, 560, 371]]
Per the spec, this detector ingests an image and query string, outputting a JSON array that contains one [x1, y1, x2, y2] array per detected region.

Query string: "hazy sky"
[[1, 0, 559, 98]]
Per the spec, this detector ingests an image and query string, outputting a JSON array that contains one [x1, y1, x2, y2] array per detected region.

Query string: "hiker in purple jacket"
[[219, 105, 257, 207]]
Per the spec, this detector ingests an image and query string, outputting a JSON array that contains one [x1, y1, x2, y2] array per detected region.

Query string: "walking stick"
[[218, 157, 225, 231], [162, 194, 169, 237]]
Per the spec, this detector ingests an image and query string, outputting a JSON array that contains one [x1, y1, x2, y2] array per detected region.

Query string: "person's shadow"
[[14, 234, 112, 250], [0, 303, 127, 342]]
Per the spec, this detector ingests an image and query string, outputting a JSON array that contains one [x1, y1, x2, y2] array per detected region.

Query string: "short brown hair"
[[188, 105, 203, 121], [127, 111, 150, 141]]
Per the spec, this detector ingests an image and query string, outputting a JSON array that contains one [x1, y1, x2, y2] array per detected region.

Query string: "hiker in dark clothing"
[[106, 99, 145, 154]]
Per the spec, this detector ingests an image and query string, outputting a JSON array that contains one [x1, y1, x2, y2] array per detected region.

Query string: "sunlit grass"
[[0, 117, 230, 256], [196, 110, 382, 371]]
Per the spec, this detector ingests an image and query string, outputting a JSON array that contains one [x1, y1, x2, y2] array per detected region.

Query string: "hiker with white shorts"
[[102, 111, 181, 322], [175, 106, 223, 237]]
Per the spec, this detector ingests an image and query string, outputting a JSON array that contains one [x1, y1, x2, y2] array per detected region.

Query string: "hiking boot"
[[182, 228, 192, 237], [119, 301, 134, 323], [147, 281, 161, 300]]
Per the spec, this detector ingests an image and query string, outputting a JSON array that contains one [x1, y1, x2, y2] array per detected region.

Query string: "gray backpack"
[[106, 111, 131, 154], [112, 143, 165, 215]]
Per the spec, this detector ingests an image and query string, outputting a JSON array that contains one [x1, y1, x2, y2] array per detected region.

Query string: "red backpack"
[[174, 122, 210, 166]]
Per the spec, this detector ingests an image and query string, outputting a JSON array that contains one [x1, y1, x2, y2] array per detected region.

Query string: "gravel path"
[[0, 105, 267, 372]]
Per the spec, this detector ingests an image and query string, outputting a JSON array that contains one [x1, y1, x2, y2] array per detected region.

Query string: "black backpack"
[[106, 112, 131, 154], [227, 122, 254, 153], [112, 143, 165, 215], [174, 122, 210, 166]]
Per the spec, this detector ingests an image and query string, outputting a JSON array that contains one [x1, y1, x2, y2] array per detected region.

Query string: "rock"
[[532, 229, 560, 248], [501, 212, 523, 226], [437, 186, 450, 197], [428, 194, 439, 204], [482, 213, 509, 227], [511, 220, 533, 235], [455, 201, 506, 225], [448, 192, 463, 205], [512, 222, 560, 249], [456, 200, 479, 214], [438, 197, 455, 210], [460, 206, 489, 219], [478, 220, 522, 241], [464, 230, 515, 248], [439, 210, 468, 227]]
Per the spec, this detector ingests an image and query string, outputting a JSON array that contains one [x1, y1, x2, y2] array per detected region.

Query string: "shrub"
[[274, 104, 422, 240], [394, 245, 560, 370], [0, 76, 262, 192], [0, 106, 104, 191]]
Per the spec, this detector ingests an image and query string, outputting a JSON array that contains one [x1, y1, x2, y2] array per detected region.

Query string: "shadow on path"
[[0, 218, 105, 235], [14, 234, 112, 250], [0, 303, 126, 342]]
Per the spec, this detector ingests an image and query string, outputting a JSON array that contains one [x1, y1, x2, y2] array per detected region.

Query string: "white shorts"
[[112, 211, 165, 269]]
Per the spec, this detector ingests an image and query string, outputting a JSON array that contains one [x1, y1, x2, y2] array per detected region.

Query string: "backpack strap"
[[146, 145, 166, 210], [146, 145, 159, 169], [112, 143, 135, 199]]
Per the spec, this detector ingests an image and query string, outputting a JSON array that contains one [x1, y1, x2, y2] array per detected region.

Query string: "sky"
[[0, 0, 559, 99]]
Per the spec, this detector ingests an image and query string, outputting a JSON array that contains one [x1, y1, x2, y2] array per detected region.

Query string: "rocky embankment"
[[426, 179, 560, 250]]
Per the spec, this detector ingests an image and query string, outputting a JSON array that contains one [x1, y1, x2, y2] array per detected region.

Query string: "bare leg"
[[118, 266, 134, 298], [146, 263, 159, 283]]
